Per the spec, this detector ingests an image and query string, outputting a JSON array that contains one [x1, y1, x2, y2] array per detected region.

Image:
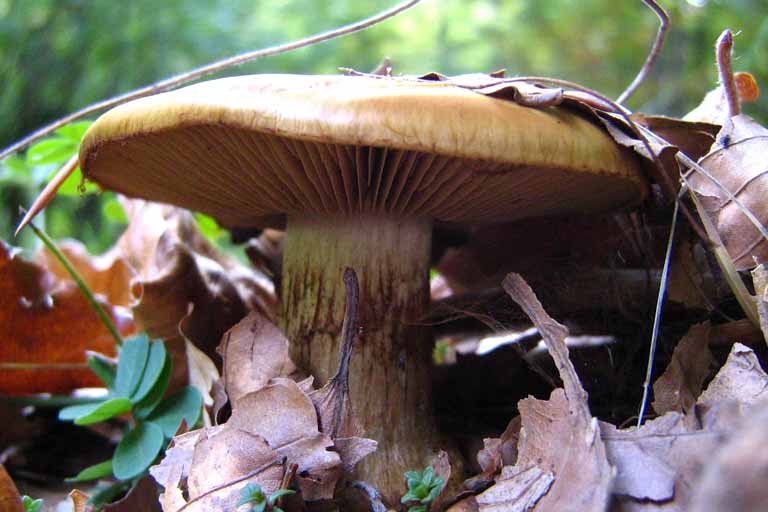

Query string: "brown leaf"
[[501, 274, 612, 511], [333, 437, 378, 473], [652, 322, 714, 415], [0, 240, 130, 395], [188, 427, 283, 509], [688, 401, 768, 512], [475, 465, 554, 512], [607, 343, 768, 511], [631, 114, 719, 162], [0, 465, 23, 512], [219, 311, 298, 404], [686, 114, 768, 270], [228, 379, 342, 501], [39, 238, 136, 307], [103, 476, 161, 512], [69, 490, 91, 512], [751, 265, 768, 345], [697, 342, 768, 410]]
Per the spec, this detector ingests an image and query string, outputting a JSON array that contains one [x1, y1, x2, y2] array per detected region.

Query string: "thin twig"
[[15, 154, 78, 236], [716, 29, 741, 117], [617, 0, 669, 104], [637, 200, 679, 426], [0, 0, 422, 160], [26, 213, 124, 347]]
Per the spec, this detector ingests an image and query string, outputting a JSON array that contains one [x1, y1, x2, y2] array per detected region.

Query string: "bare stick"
[[15, 155, 78, 236], [716, 29, 740, 117], [0, 0, 422, 160], [617, 0, 669, 104]]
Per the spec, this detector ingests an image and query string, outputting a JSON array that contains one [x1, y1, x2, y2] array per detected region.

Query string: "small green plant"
[[237, 483, 295, 512], [59, 334, 203, 482], [400, 466, 444, 512], [21, 495, 44, 512]]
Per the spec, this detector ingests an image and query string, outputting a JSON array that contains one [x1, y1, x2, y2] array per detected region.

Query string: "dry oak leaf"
[[38, 238, 135, 307], [0, 240, 131, 395], [688, 400, 768, 512], [652, 322, 714, 416], [0, 465, 23, 512], [498, 274, 613, 512], [750, 264, 768, 345], [686, 113, 768, 270], [606, 343, 768, 511], [218, 311, 299, 405]]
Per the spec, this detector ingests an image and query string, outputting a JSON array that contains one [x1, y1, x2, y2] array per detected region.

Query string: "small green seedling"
[[237, 483, 295, 512], [21, 496, 44, 512], [400, 466, 444, 512], [59, 334, 203, 482]]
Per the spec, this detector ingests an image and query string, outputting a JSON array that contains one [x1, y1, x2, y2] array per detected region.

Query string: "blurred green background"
[[1, 0, 767, 252]]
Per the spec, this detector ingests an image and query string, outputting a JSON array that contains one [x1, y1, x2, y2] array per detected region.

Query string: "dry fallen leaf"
[[0, 465, 23, 512], [218, 311, 298, 404], [69, 489, 90, 512], [38, 238, 136, 307], [606, 343, 768, 511], [0, 240, 130, 395], [686, 113, 768, 270], [688, 400, 768, 512], [751, 264, 768, 345], [652, 322, 714, 415], [103, 476, 162, 512], [494, 273, 612, 512]]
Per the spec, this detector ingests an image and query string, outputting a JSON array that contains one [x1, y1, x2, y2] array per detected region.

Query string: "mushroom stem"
[[281, 214, 440, 504]]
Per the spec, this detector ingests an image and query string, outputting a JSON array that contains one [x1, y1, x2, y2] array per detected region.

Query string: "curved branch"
[[0, 0, 422, 160], [617, 0, 669, 104]]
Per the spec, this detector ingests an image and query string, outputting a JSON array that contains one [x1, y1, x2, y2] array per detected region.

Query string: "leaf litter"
[[150, 268, 376, 511]]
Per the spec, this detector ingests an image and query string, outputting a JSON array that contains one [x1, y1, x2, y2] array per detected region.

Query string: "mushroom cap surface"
[[80, 74, 646, 227]]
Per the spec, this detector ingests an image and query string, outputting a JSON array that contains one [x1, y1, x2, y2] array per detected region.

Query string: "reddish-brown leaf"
[[0, 241, 131, 395]]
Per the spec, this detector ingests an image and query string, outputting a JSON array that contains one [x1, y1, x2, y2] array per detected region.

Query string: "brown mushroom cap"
[[80, 74, 646, 227]]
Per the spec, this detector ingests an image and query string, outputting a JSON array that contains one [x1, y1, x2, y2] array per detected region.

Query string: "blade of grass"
[[637, 200, 679, 426], [26, 213, 124, 347]]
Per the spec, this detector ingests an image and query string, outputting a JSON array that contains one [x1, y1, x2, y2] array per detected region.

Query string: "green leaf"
[[54, 121, 92, 141], [237, 483, 265, 506], [422, 466, 434, 485], [114, 334, 150, 398], [408, 506, 427, 512], [73, 397, 132, 425], [26, 138, 75, 165], [146, 386, 203, 437], [130, 341, 168, 403], [112, 421, 165, 480], [102, 194, 128, 223], [401, 490, 421, 504], [424, 477, 444, 503], [59, 401, 106, 421], [268, 489, 295, 505], [21, 496, 44, 512], [132, 354, 172, 420], [87, 352, 117, 388], [65, 459, 113, 482], [194, 213, 224, 243]]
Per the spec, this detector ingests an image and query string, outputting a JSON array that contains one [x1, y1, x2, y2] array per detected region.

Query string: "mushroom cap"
[[80, 74, 646, 228]]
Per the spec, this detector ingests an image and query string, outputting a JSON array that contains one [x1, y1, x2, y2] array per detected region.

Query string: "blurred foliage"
[[1, 0, 766, 252]]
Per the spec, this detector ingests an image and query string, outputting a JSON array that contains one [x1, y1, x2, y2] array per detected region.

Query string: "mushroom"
[[78, 74, 647, 504]]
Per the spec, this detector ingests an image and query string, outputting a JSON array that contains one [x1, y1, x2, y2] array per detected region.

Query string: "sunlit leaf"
[[66, 460, 113, 482]]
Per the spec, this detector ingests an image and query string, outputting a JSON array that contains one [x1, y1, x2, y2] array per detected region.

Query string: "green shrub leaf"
[[146, 386, 203, 438], [72, 397, 132, 425], [113, 422, 164, 480], [130, 341, 167, 404], [65, 459, 113, 482], [114, 334, 150, 398], [132, 354, 172, 420]]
